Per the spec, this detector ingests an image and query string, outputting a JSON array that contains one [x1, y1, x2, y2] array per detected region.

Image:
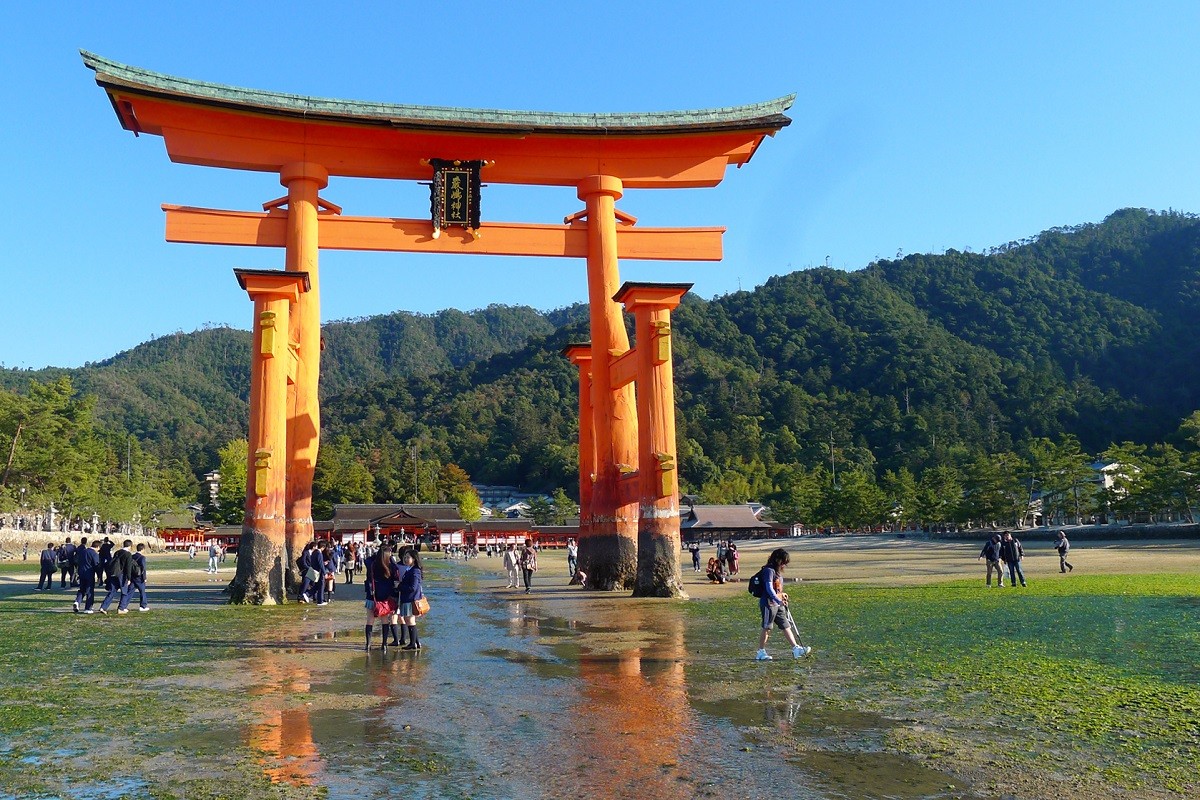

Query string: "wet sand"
[[464, 534, 1200, 599]]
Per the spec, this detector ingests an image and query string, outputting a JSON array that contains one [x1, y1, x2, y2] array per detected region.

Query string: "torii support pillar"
[[230, 269, 309, 604], [564, 344, 595, 543], [617, 282, 691, 598], [579, 175, 639, 591], [281, 162, 327, 592]]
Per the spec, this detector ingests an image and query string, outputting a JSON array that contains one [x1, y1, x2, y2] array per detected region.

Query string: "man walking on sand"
[[37, 542, 57, 590], [978, 533, 1005, 587], [999, 530, 1027, 588], [98, 540, 135, 615], [1055, 530, 1074, 573], [73, 540, 101, 613]]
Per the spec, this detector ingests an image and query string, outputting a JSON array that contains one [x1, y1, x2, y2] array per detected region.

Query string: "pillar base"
[[578, 531, 637, 591]]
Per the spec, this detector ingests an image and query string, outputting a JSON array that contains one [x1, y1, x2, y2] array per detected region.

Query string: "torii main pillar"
[[229, 269, 309, 604], [578, 176, 640, 590], [616, 282, 690, 598], [280, 162, 327, 591]]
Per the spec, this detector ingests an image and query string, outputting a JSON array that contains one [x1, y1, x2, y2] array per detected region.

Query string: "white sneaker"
[[138, 606, 149, 612], [84, 609, 94, 614], [117, 609, 128, 615], [755, 649, 773, 661], [793, 645, 812, 658], [72, 601, 79, 612]]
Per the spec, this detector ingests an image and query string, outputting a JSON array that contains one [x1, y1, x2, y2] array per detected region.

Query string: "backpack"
[[747, 568, 766, 598]]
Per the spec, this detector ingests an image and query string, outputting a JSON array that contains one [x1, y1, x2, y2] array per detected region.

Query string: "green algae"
[[687, 572, 1200, 796]]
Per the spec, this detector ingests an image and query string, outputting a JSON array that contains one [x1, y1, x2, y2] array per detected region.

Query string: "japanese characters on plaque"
[[427, 159, 484, 239]]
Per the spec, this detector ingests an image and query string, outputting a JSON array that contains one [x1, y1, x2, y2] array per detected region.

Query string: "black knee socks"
[[364, 624, 373, 651], [408, 624, 420, 648]]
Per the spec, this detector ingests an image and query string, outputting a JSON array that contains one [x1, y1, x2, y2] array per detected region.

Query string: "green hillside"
[[5, 208, 1200, 526]]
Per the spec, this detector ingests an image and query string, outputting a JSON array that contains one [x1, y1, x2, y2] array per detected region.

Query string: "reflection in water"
[[574, 609, 689, 797], [245, 654, 323, 787]]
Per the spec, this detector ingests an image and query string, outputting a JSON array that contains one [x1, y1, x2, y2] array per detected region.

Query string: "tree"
[[881, 467, 918, 526], [526, 495, 554, 525], [913, 464, 963, 525], [313, 434, 374, 520], [211, 439, 248, 525], [438, 462, 482, 522], [550, 487, 578, 525]]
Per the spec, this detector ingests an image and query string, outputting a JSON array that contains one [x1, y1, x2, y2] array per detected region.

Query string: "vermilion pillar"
[[231, 269, 309, 604], [616, 282, 691, 598], [578, 175, 639, 590], [563, 344, 595, 537], [281, 162, 327, 590]]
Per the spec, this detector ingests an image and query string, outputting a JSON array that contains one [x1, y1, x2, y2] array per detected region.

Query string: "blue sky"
[[2, 1, 1199, 369]]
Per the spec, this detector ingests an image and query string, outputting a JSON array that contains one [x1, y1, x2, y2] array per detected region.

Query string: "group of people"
[[978, 529, 1075, 587], [693, 541, 739, 583], [500, 539, 540, 592], [363, 543, 426, 652], [36, 536, 149, 614]]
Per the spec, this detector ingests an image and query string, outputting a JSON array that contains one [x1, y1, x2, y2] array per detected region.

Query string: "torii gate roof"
[[82, 51, 793, 188]]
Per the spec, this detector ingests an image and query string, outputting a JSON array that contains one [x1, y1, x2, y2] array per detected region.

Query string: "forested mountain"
[[5, 208, 1200, 523], [0, 305, 568, 473]]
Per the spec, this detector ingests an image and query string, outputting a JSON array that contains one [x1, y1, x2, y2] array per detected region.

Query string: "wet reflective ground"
[[232, 563, 976, 800]]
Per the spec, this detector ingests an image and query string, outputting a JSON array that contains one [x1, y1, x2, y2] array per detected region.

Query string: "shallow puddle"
[[205, 561, 978, 799]]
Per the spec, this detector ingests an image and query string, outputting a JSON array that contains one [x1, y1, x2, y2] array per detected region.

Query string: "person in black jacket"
[[74, 540, 100, 613], [97, 538, 114, 586], [998, 531, 1027, 588], [37, 542, 57, 590], [58, 538, 76, 588], [128, 543, 150, 611], [363, 545, 400, 651], [978, 533, 1005, 587], [98, 540, 135, 614]]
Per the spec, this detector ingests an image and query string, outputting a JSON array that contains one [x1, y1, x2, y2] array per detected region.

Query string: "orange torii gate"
[[83, 51, 792, 601]]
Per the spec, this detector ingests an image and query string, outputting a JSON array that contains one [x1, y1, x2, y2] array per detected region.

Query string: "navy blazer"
[[76, 548, 100, 581], [131, 552, 147, 582]]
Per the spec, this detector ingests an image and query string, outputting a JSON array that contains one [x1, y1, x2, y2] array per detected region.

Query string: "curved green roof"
[[82, 51, 793, 136]]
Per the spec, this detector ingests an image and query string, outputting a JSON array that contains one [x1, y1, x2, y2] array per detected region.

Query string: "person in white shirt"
[[502, 544, 520, 589]]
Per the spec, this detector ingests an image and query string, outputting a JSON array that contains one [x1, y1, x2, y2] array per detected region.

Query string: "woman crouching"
[[364, 545, 400, 651], [398, 549, 425, 650]]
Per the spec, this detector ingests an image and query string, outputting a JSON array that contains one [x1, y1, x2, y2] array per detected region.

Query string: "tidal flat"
[[0, 542, 1196, 799]]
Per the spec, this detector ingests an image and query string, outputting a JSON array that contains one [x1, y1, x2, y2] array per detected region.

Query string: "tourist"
[[1055, 530, 1074, 573], [98, 537, 114, 585], [187, 543, 197, 560], [298, 541, 315, 602], [566, 538, 578, 579], [689, 541, 701, 572], [73, 540, 101, 613], [37, 542, 57, 590], [398, 548, 425, 650], [706, 556, 726, 584], [978, 533, 1005, 587], [343, 542, 357, 585], [364, 544, 399, 651], [502, 543, 520, 589], [321, 541, 335, 599], [727, 542, 740, 575], [128, 543, 149, 611], [754, 548, 811, 661], [999, 531, 1027, 587], [309, 541, 330, 606], [519, 539, 538, 594], [98, 540, 134, 615], [59, 537, 76, 588], [206, 539, 221, 574], [22, 542, 28, 561]]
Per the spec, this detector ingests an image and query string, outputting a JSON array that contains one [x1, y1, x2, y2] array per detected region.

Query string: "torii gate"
[[83, 51, 792, 602]]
